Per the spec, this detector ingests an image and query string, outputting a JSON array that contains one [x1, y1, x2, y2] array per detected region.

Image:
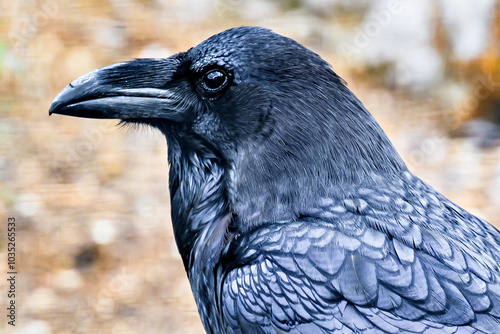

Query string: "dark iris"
[[202, 69, 228, 91]]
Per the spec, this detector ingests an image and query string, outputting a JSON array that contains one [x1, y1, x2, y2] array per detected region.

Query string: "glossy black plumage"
[[50, 27, 500, 333]]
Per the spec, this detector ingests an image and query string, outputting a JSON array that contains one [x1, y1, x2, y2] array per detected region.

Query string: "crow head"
[[50, 26, 406, 226]]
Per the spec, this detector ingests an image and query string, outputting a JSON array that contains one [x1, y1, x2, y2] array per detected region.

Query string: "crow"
[[50, 27, 500, 333]]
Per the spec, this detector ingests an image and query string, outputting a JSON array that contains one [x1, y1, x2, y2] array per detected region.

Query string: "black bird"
[[50, 27, 500, 333]]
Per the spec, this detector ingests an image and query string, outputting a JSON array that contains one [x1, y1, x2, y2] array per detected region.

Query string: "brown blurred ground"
[[0, 1, 499, 333]]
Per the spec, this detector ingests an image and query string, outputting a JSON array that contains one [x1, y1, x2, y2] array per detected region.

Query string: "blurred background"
[[1, 0, 499, 333]]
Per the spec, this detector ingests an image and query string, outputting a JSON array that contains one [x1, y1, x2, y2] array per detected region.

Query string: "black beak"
[[49, 57, 185, 121]]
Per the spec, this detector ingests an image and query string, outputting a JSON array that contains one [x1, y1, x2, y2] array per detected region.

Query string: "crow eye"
[[201, 69, 229, 95]]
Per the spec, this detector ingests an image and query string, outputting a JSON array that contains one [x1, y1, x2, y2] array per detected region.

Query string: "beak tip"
[[49, 99, 64, 116], [48, 103, 55, 116], [49, 82, 84, 117]]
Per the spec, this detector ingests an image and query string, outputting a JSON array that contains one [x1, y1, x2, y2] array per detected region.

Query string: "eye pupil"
[[203, 70, 227, 90]]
